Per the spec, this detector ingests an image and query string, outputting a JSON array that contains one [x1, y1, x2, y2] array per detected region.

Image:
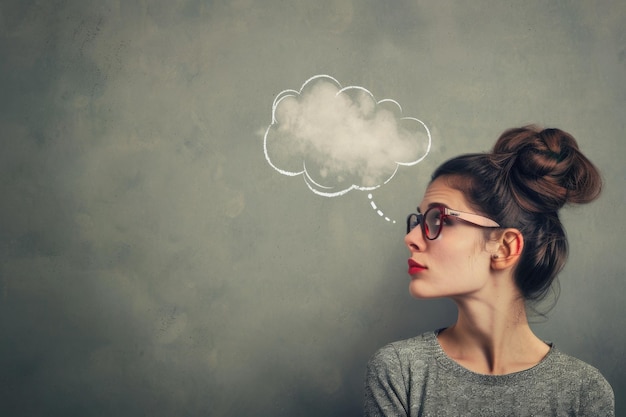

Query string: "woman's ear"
[[491, 229, 524, 270]]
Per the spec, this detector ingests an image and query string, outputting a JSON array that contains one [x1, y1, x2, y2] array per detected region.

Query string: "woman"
[[364, 126, 614, 416]]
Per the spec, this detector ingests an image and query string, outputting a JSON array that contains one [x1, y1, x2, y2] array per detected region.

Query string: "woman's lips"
[[408, 259, 427, 275]]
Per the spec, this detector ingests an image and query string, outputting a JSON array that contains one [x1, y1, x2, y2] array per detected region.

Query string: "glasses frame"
[[406, 205, 501, 240]]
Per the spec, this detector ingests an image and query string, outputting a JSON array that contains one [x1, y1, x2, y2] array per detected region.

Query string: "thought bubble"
[[263, 74, 431, 197], [368, 193, 396, 223]]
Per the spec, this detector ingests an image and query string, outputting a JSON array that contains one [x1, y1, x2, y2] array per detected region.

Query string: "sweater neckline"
[[428, 329, 556, 383]]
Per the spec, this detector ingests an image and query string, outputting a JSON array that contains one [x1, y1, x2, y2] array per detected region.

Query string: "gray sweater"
[[364, 331, 614, 416]]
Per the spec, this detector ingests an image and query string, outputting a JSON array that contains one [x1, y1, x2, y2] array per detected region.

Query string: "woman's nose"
[[404, 226, 425, 252]]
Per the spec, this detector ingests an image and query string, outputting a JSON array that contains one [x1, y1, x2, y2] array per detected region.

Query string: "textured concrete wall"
[[1, 1, 624, 415]]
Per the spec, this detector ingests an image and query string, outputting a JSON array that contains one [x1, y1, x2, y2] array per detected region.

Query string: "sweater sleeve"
[[364, 345, 409, 417], [578, 368, 615, 417]]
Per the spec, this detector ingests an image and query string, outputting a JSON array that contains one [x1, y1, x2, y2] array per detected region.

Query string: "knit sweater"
[[364, 331, 614, 416]]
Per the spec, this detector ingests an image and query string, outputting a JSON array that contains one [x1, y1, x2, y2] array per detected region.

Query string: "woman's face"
[[404, 176, 496, 300]]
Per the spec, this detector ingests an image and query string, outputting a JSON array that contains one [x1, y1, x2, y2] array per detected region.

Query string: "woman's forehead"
[[419, 177, 472, 212]]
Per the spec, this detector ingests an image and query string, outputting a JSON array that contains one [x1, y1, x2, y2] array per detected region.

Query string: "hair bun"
[[491, 125, 602, 212]]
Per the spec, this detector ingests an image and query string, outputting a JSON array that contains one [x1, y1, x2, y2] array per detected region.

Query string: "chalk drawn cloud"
[[263, 75, 431, 197]]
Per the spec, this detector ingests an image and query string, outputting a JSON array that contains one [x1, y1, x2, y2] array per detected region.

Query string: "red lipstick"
[[408, 259, 426, 275]]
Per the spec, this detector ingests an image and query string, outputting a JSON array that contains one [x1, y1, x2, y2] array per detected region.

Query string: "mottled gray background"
[[1, 1, 624, 416]]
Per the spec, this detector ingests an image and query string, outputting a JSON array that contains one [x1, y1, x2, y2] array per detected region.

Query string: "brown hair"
[[432, 126, 602, 301]]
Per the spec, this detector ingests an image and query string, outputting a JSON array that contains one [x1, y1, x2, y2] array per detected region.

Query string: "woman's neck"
[[437, 295, 550, 375]]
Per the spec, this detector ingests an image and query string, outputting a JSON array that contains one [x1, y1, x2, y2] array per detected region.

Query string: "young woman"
[[364, 126, 615, 416]]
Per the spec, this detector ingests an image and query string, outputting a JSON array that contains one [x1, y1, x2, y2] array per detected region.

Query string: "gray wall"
[[1, 1, 624, 416]]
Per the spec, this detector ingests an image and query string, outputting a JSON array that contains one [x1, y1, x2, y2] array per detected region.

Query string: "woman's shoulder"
[[369, 331, 440, 365], [545, 348, 615, 414], [548, 348, 613, 389], [550, 348, 610, 378], [366, 331, 440, 387]]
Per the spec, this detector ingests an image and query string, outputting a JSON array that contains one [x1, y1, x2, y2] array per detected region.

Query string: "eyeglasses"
[[406, 205, 500, 240]]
